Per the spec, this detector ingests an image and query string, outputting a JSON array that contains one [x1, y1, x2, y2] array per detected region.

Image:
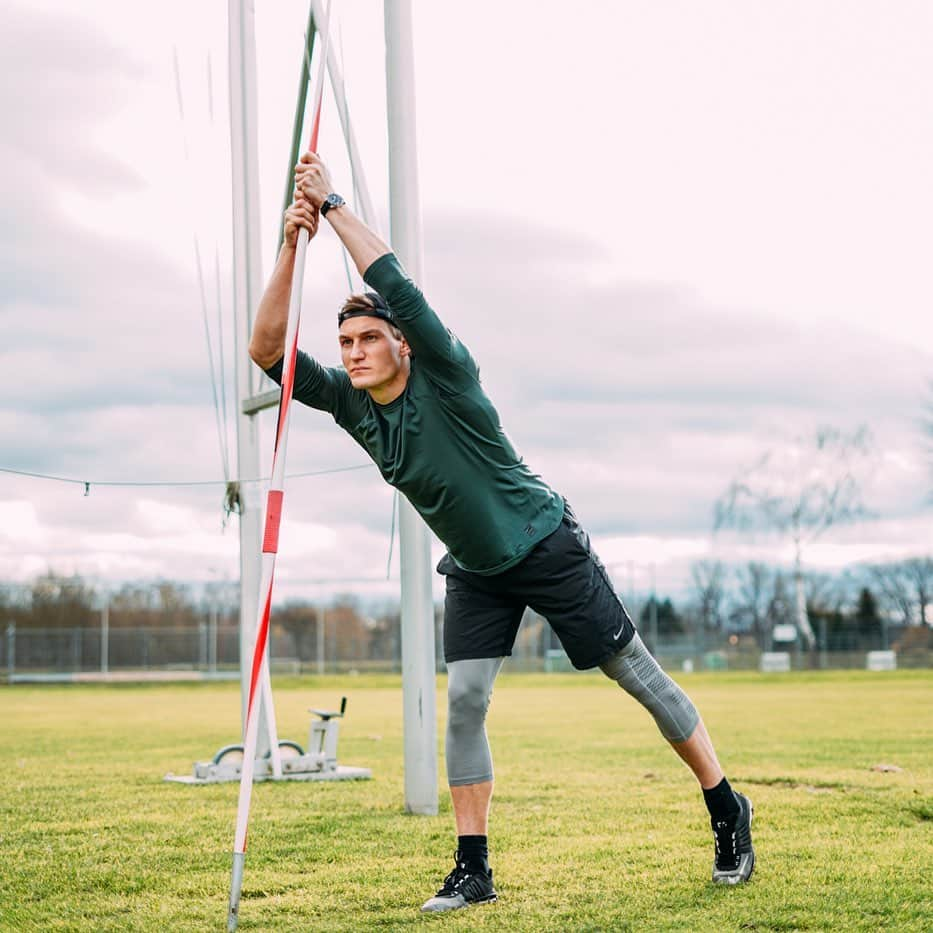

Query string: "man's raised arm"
[[248, 197, 319, 370], [295, 151, 391, 277], [293, 150, 476, 386]]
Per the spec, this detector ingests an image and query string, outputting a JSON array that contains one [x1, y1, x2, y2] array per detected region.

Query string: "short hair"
[[338, 292, 402, 340]]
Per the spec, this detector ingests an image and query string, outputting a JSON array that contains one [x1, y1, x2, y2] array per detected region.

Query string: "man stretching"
[[249, 151, 755, 912]]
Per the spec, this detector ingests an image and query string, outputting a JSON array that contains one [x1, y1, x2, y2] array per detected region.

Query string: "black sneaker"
[[711, 791, 755, 884], [420, 854, 498, 913]]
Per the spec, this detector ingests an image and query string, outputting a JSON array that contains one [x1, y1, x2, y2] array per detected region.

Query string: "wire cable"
[[0, 463, 374, 491]]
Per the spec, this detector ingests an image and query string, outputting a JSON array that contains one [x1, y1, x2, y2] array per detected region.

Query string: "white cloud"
[[0, 501, 45, 545]]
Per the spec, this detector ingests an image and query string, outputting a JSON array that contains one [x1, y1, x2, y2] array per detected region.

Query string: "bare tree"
[[715, 425, 876, 649], [733, 562, 772, 648], [766, 572, 795, 635], [805, 571, 850, 615], [869, 558, 933, 626], [903, 558, 933, 626], [27, 572, 96, 629], [274, 600, 320, 661], [867, 562, 914, 625], [690, 560, 727, 632]]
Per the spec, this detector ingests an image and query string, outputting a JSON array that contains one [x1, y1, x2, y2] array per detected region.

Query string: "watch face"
[[322, 193, 344, 216]]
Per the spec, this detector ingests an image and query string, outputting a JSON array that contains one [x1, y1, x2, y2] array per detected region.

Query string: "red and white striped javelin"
[[227, 3, 333, 929]]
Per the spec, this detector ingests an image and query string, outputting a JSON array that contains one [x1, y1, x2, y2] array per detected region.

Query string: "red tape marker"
[[262, 490, 284, 554]]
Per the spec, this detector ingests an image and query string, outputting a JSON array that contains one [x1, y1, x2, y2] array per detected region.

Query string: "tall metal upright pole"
[[385, 0, 438, 816], [228, 0, 270, 752]]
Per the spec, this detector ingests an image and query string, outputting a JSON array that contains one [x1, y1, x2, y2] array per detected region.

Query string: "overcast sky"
[[1, 0, 931, 604]]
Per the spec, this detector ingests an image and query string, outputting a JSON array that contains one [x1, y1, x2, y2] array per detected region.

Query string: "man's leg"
[[667, 716, 724, 789], [421, 657, 503, 913], [600, 633, 755, 884], [510, 506, 756, 885], [451, 780, 494, 834]]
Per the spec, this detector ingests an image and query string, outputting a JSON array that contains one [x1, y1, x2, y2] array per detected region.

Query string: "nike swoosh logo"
[[612, 621, 626, 640]]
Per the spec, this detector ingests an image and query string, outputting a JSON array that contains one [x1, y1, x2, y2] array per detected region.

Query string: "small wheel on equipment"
[[212, 744, 245, 765]]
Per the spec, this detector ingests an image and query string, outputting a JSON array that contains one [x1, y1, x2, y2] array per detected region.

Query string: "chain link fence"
[[2, 616, 929, 682]]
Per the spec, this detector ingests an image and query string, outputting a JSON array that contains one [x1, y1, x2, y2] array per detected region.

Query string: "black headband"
[[337, 292, 396, 327]]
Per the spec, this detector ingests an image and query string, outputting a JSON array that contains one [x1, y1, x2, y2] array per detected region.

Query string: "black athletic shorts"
[[437, 502, 636, 670]]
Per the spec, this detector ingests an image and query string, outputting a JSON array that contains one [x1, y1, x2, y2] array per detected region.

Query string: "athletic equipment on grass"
[[711, 792, 755, 884]]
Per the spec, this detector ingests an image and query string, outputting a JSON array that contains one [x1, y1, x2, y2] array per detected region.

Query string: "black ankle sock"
[[703, 777, 740, 823], [457, 835, 489, 872]]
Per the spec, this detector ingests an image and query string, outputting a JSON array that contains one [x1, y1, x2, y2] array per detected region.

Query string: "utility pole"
[[229, 0, 271, 754], [385, 0, 438, 816]]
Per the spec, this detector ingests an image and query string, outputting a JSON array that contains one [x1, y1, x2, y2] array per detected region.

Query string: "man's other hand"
[[283, 195, 319, 248]]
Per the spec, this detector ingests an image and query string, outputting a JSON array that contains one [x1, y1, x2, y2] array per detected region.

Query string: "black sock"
[[703, 777, 740, 823], [457, 835, 489, 873]]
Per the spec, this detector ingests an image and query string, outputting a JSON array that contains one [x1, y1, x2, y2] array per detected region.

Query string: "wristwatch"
[[321, 192, 346, 217]]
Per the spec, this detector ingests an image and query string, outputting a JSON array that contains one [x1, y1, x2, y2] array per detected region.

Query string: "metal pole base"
[[228, 851, 245, 932]]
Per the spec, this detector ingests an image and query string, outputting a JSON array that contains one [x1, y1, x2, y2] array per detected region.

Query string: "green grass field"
[[1, 670, 931, 931]]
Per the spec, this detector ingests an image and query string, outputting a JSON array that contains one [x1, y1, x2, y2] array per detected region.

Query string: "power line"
[[0, 462, 375, 493]]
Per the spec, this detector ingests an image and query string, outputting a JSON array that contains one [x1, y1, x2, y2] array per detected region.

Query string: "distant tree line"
[[0, 573, 413, 667], [635, 557, 932, 654], [1, 557, 929, 662]]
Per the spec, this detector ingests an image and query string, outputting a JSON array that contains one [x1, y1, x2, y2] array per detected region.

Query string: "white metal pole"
[[229, 0, 273, 756], [384, 0, 438, 816]]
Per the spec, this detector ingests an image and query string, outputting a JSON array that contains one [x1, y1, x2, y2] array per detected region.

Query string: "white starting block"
[[166, 696, 372, 784], [866, 650, 897, 671], [760, 651, 791, 672]]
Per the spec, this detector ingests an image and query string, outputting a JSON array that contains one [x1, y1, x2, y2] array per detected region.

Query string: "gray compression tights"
[[600, 633, 699, 743], [445, 635, 698, 788], [445, 657, 504, 786]]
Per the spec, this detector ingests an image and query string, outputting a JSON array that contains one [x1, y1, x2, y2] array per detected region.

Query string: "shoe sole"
[[712, 797, 755, 885], [421, 893, 497, 913]]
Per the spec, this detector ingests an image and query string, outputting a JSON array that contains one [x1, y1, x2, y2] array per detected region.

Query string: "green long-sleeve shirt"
[[265, 252, 563, 575]]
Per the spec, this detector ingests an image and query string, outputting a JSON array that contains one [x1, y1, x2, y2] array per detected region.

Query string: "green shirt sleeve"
[[363, 252, 479, 393], [264, 350, 366, 428]]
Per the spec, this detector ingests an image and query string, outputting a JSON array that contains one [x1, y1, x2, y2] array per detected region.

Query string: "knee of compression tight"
[[600, 633, 699, 743], [445, 658, 502, 786], [447, 669, 494, 728]]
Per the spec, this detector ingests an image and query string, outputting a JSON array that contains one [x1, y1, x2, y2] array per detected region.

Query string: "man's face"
[[338, 316, 410, 397]]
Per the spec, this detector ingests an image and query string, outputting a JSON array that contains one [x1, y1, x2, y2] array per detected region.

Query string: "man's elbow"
[[248, 336, 282, 371]]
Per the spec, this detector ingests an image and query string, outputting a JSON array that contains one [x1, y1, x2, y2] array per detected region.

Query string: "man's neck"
[[367, 365, 411, 406]]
